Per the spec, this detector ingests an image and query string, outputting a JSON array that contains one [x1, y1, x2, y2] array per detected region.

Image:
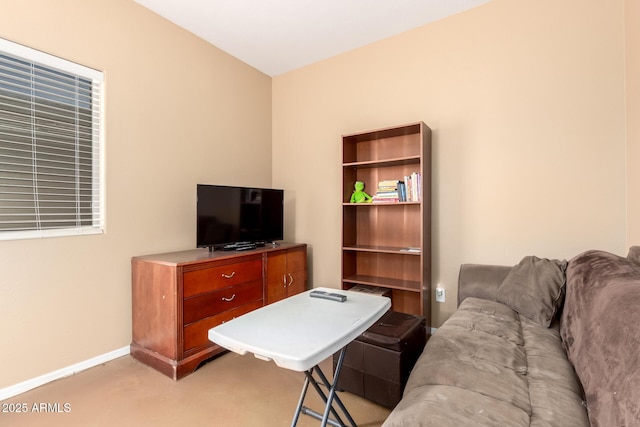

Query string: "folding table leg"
[[302, 368, 347, 427], [291, 347, 357, 427], [291, 370, 312, 427]]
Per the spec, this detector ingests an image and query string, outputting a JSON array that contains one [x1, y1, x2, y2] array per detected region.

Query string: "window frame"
[[0, 38, 105, 241]]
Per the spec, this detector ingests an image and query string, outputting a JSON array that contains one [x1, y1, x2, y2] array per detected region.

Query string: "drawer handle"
[[222, 294, 236, 302], [221, 272, 236, 279], [287, 273, 293, 287]]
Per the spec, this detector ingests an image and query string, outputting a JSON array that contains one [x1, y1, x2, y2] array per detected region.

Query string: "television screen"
[[197, 184, 284, 249]]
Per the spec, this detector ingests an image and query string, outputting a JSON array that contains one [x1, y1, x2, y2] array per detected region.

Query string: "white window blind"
[[0, 38, 104, 240]]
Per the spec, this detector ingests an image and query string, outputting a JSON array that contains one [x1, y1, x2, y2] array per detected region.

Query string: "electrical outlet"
[[436, 287, 445, 303]]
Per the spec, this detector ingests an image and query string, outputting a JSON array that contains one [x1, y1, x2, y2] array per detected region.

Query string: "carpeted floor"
[[0, 352, 390, 426]]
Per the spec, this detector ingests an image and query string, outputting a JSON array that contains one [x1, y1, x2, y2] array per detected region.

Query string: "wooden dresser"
[[130, 242, 307, 379]]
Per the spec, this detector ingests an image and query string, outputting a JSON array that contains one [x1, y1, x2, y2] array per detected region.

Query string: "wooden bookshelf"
[[341, 122, 431, 327]]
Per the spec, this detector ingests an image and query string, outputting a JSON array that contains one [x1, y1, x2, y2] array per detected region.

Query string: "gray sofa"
[[383, 248, 640, 427]]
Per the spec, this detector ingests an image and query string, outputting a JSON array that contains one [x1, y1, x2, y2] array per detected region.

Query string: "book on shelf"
[[403, 172, 422, 202], [373, 179, 400, 203], [372, 175, 421, 203], [348, 284, 392, 297], [400, 247, 422, 253], [377, 179, 400, 190], [398, 181, 407, 202], [373, 195, 399, 203]]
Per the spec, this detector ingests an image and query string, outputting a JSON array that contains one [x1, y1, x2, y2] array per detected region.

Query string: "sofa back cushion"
[[496, 256, 567, 327], [628, 246, 640, 265], [560, 250, 640, 426]]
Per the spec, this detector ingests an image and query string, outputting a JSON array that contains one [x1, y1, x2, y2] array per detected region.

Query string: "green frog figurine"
[[350, 181, 373, 203]]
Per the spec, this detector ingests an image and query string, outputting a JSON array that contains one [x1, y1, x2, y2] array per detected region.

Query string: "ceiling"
[[134, 0, 491, 77]]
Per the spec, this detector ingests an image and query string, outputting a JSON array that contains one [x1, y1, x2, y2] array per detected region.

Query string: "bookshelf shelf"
[[343, 155, 421, 169], [342, 245, 422, 255], [342, 201, 421, 207], [341, 122, 431, 325], [342, 275, 422, 293]]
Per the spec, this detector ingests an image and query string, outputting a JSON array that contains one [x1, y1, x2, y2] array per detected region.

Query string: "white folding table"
[[208, 287, 391, 427]]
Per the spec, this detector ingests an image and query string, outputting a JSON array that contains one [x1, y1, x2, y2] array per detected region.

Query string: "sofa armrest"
[[457, 263, 511, 306]]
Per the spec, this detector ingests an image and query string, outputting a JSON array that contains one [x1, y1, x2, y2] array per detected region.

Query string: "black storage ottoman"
[[333, 310, 427, 409]]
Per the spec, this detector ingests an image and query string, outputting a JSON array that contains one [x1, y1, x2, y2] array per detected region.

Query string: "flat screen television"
[[197, 184, 284, 251]]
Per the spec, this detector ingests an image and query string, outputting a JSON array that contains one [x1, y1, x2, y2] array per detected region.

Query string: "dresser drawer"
[[183, 299, 263, 353], [183, 280, 263, 325], [183, 258, 262, 298]]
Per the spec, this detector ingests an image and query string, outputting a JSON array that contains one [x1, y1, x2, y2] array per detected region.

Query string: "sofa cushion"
[[520, 316, 589, 426], [382, 384, 530, 427], [403, 298, 531, 415], [384, 296, 588, 426], [561, 250, 640, 427], [496, 256, 567, 327], [628, 246, 640, 265], [441, 297, 524, 346]]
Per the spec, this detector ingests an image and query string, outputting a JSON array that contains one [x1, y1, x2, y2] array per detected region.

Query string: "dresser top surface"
[[132, 242, 305, 266]]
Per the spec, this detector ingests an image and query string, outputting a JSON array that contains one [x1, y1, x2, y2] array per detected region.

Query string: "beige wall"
[[273, 0, 628, 326], [0, 0, 635, 391], [0, 0, 272, 388], [626, 0, 640, 246]]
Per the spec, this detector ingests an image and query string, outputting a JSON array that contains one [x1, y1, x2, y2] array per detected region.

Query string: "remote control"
[[310, 290, 347, 302]]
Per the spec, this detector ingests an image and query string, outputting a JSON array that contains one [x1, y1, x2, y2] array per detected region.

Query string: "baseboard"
[[1, 327, 437, 401], [0, 346, 130, 401]]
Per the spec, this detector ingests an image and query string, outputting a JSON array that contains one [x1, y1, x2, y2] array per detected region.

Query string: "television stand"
[[130, 242, 308, 380]]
